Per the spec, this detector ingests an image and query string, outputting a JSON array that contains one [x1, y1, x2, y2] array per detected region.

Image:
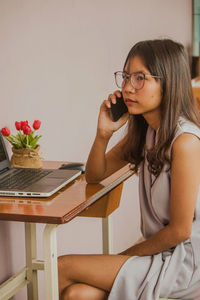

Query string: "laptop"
[[0, 133, 81, 198]]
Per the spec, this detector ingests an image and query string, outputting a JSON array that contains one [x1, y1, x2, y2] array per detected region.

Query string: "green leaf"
[[30, 135, 42, 149], [6, 135, 23, 148]]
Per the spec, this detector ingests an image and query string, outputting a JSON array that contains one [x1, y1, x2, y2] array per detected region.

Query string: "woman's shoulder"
[[172, 132, 200, 156], [172, 117, 200, 157], [168, 117, 200, 160], [176, 117, 200, 139]]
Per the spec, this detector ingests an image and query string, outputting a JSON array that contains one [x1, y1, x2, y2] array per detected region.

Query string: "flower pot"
[[11, 145, 42, 169]]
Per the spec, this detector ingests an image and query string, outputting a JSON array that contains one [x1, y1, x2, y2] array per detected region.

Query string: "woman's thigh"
[[58, 254, 131, 292]]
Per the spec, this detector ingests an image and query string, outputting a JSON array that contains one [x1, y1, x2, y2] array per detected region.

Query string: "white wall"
[[0, 1, 192, 299]]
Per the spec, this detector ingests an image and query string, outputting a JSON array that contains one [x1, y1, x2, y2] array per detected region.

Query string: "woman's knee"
[[61, 284, 76, 300], [61, 284, 89, 300]]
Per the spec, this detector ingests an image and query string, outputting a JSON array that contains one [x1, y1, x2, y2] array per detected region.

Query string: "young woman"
[[58, 39, 200, 300]]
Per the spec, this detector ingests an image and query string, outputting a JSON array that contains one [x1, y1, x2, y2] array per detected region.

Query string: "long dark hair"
[[121, 39, 200, 176]]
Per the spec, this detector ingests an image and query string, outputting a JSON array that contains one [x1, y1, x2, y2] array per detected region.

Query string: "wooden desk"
[[0, 162, 134, 300]]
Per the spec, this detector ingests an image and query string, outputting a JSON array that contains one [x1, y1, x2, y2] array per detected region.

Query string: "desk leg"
[[43, 224, 59, 300], [102, 215, 113, 254], [25, 222, 38, 300]]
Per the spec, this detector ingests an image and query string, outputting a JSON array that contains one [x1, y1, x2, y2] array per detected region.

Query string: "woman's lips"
[[125, 98, 138, 105]]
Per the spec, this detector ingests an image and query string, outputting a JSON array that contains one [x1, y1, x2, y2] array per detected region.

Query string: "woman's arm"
[[85, 91, 129, 183], [85, 136, 128, 183], [121, 133, 200, 256]]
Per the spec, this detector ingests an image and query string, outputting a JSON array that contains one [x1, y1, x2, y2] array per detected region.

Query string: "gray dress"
[[108, 117, 200, 300]]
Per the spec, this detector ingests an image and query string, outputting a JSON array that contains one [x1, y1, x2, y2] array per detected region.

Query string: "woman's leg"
[[58, 254, 130, 300], [61, 282, 108, 300]]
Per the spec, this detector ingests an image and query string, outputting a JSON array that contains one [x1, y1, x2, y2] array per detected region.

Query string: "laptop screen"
[[0, 137, 7, 162], [0, 133, 10, 170]]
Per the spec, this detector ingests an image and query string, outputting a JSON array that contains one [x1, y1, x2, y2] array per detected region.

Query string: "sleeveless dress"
[[108, 117, 200, 300]]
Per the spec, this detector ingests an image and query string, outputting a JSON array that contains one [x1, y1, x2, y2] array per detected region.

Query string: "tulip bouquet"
[[1, 120, 42, 149]]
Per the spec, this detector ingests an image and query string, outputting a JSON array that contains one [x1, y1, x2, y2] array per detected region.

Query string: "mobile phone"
[[110, 95, 128, 122]]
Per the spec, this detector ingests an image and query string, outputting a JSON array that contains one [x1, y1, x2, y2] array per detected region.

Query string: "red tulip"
[[23, 125, 31, 135], [15, 121, 22, 131], [1, 127, 10, 136], [33, 120, 41, 130], [21, 120, 29, 131]]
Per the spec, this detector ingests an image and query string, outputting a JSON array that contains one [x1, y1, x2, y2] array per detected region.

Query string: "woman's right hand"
[[86, 90, 128, 183], [97, 90, 129, 140]]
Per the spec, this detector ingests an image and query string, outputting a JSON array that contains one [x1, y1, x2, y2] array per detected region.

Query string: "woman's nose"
[[123, 79, 136, 93]]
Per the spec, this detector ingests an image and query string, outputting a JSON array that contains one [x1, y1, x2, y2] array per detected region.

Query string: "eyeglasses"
[[114, 71, 161, 90]]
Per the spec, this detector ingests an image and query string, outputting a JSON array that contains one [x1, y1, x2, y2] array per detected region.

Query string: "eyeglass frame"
[[114, 71, 162, 90]]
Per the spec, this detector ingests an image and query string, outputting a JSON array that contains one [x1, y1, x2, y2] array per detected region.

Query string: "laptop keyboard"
[[0, 169, 52, 189]]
